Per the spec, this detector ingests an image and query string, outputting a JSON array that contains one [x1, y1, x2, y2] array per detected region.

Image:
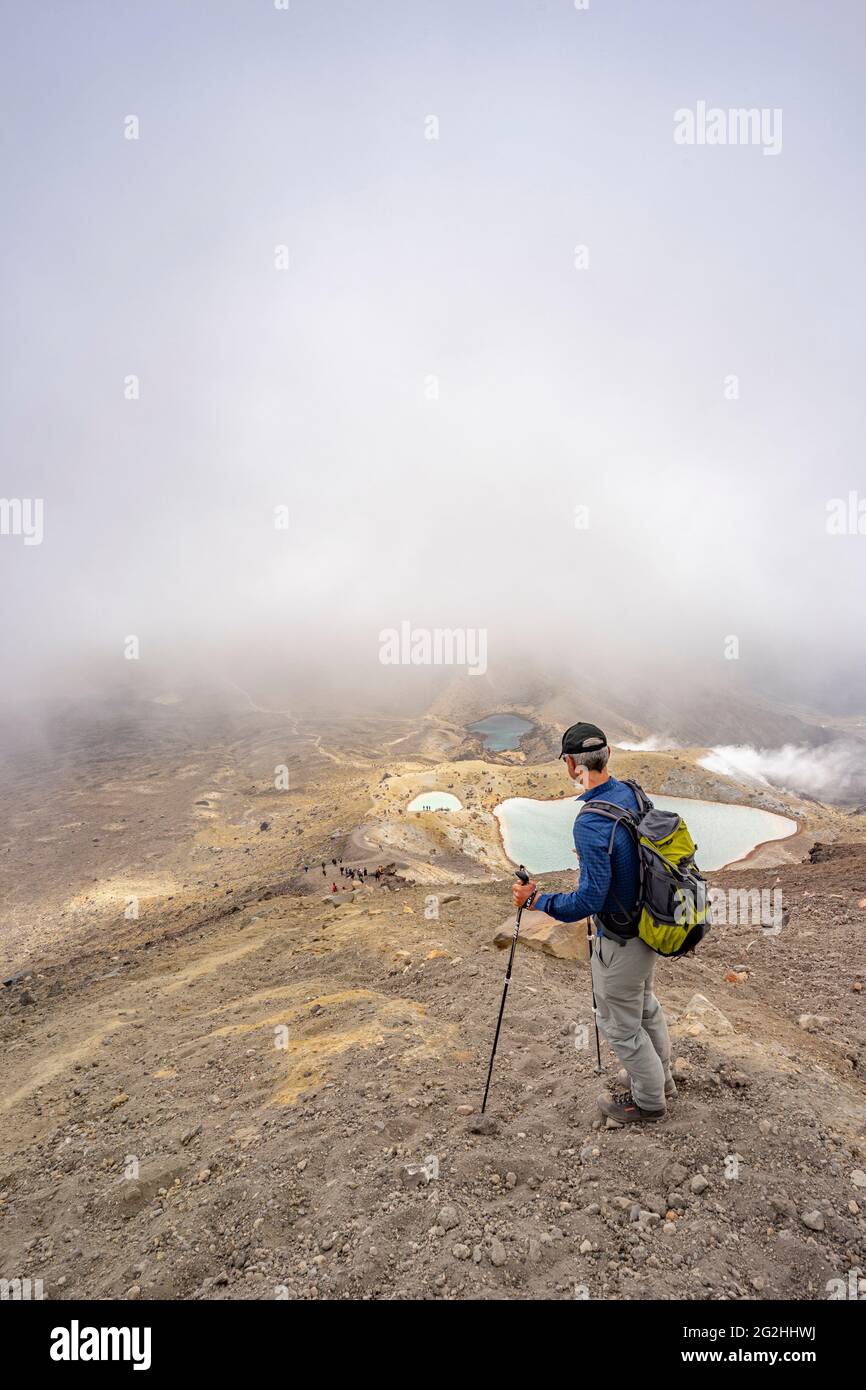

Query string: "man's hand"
[[512, 879, 538, 910]]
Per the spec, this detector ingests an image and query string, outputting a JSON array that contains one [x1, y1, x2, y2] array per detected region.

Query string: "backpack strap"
[[622, 779, 654, 816], [578, 799, 639, 853], [577, 800, 644, 930]]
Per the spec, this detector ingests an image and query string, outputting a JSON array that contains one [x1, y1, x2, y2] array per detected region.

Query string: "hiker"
[[331, 882, 337, 893], [511, 722, 675, 1124]]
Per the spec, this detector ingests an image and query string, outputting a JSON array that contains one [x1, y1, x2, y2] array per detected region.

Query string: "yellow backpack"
[[583, 780, 711, 957]]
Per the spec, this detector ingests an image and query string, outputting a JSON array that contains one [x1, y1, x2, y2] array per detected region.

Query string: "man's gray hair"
[[574, 745, 609, 774]]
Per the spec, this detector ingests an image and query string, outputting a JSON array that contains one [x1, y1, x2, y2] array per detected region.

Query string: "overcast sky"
[[2, 0, 864, 712]]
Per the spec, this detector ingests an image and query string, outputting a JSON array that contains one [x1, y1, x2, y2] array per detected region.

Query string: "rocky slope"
[[1, 696, 864, 1303], [1, 844, 864, 1302]]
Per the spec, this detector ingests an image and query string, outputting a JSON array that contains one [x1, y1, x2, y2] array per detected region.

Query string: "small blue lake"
[[468, 713, 535, 751]]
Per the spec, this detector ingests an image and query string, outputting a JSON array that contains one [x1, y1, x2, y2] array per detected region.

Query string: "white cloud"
[[698, 743, 866, 803]]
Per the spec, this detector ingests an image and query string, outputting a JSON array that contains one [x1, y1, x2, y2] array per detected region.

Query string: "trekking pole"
[[481, 865, 530, 1113], [587, 919, 602, 1073]]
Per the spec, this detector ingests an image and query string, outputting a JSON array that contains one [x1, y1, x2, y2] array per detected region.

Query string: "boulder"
[[671, 993, 734, 1038], [493, 912, 590, 963], [798, 1014, 830, 1032]]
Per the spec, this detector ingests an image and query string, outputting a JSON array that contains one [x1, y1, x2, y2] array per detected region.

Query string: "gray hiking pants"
[[591, 931, 672, 1112]]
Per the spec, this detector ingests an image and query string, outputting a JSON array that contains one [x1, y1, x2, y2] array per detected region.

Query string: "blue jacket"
[[532, 776, 641, 936]]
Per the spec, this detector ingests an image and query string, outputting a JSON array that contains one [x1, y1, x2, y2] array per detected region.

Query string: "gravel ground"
[[1, 844, 864, 1301]]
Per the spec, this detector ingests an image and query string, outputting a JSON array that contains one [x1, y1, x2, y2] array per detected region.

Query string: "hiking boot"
[[597, 1089, 666, 1124], [616, 1066, 678, 1101]]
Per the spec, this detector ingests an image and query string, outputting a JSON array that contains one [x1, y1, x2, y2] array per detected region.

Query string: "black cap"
[[561, 721, 608, 758]]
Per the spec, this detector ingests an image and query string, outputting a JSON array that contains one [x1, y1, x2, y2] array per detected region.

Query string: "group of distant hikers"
[[300, 857, 387, 894], [509, 721, 709, 1125]]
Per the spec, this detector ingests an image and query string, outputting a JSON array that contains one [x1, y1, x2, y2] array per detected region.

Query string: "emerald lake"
[[468, 713, 535, 751], [495, 793, 797, 873]]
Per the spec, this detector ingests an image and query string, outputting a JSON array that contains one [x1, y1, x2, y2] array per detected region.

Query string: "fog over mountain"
[[2, 1, 865, 729]]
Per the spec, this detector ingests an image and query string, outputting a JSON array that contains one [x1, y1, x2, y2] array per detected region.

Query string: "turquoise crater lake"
[[495, 793, 797, 874], [468, 713, 534, 751]]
